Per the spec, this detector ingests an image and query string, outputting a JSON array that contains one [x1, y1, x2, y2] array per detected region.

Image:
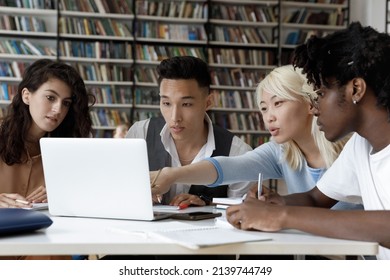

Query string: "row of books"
[[210, 68, 266, 88], [211, 4, 277, 23], [285, 29, 330, 45], [58, 17, 132, 37], [0, 38, 275, 67], [134, 88, 159, 106], [285, 0, 345, 4], [211, 26, 270, 44], [59, 0, 132, 14], [89, 86, 132, 105], [238, 134, 270, 147], [0, 83, 17, 100], [136, 22, 207, 41], [134, 110, 160, 122], [0, 15, 47, 32], [59, 40, 132, 59], [90, 108, 130, 127], [0, 0, 55, 9], [135, 44, 206, 62], [0, 61, 29, 78], [212, 90, 257, 110], [134, 66, 157, 83], [208, 48, 276, 66], [71, 63, 132, 82], [0, 39, 55, 56], [136, 0, 207, 19], [210, 111, 266, 132], [283, 9, 345, 26]]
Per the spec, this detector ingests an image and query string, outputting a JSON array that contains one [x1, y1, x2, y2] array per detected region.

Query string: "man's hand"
[[170, 193, 206, 207]]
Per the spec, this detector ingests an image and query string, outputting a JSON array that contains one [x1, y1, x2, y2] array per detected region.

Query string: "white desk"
[[0, 212, 378, 257]]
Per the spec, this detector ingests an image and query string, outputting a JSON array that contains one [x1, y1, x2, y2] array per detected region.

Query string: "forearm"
[[283, 193, 318, 206], [169, 160, 218, 185], [283, 207, 390, 247], [282, 187, 337, 208]]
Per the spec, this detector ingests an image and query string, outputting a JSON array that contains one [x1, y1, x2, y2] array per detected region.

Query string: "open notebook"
[[149, 226, 271, 249]]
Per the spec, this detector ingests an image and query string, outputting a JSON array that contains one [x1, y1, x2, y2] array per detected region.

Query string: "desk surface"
[[0, 211, 378, 256]]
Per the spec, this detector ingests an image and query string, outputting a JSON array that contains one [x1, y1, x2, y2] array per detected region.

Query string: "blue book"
[[1, 83, 9, 100]]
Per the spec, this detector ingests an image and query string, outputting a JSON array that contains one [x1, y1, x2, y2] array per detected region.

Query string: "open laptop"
[[40, 138, 171, 221]]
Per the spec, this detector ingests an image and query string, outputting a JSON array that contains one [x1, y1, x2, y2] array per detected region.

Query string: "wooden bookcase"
[[0, 0, 350, 145], [386, 0, 390, 33]]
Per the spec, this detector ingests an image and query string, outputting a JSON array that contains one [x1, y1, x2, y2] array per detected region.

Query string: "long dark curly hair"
[[293, 22, 390, 117], [0, 59, 95, 165]]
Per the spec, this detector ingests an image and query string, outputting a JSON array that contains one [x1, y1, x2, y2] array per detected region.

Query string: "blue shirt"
[[205, 140, 361, 210]]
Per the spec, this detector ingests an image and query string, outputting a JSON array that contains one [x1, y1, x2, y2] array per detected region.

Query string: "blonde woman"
[[150, 65, 358, 210]]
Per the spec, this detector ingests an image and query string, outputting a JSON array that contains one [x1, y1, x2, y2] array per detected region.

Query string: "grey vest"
[[146, 117, 233, 201]]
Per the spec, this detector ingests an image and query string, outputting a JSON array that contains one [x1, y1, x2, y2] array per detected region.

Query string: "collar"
[[160, 113, 216, 162]]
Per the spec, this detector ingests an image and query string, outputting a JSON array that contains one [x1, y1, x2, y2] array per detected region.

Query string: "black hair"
[[293, 22, 390, 115], [156, 56, 211, 91], [0, 59, 95, 165]]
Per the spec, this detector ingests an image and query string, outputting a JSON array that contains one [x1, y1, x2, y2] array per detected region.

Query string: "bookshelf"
[[280, 0, 350, 64], [0, 0, 350, 145], [386, 0, 390, 33]]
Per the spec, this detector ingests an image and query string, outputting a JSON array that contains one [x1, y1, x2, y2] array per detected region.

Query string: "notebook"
[[0, 208, 53, 235], [148, 226, 271, 249], [40, 138, 171, 221]]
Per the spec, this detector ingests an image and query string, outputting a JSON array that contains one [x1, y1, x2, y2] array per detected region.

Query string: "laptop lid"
[[40, 138, 164, 221]]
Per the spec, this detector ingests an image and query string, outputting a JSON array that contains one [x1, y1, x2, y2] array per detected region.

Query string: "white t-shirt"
[[317, 133, 390, 260]]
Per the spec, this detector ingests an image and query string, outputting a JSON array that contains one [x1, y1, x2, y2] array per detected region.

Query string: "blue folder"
[[0, 208, 52, 235]]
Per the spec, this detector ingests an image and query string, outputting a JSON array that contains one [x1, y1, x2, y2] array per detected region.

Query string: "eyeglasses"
[[305, 92, 319, 109]]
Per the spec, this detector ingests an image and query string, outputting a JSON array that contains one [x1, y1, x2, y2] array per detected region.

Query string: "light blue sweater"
[[206, 141, 361, 210]]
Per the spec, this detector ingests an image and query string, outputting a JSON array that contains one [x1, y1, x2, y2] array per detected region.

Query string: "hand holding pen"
[[0, 193, 32, 208], [257, 172, 263, 200], [151, 169, 163, 203], [246, 173, 266, 200]]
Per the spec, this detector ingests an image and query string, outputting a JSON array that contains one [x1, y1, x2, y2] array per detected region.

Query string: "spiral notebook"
[[149, 226, 271, 249]]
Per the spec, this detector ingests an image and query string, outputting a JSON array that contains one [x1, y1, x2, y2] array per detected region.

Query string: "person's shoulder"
[[126, 119, 151, 138], [130, 118, 151, 128]]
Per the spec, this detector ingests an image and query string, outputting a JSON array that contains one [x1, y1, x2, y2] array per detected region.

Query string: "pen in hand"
[[257, 172, 263, 200], [151, 169, 162, 203]]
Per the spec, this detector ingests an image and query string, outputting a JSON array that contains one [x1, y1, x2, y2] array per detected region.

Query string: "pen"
[[179, 204, 189, 210], [257, 172, 263, 200], [15, 199, 29, 205], [151, 169, 162, 203]]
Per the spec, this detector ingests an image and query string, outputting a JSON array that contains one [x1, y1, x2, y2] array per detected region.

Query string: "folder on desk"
[[0, 208, 52, 235], [149, 226, 271, 249]]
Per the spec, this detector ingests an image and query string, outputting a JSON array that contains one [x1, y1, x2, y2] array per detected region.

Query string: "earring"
[[353, 100, 357, 105]]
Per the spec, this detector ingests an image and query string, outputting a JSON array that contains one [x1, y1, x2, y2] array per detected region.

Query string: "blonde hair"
[[256, 65, 346, 170]]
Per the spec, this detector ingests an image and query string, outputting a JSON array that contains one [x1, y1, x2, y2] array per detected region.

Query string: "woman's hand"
[[26, 186, 47, 203], [150, 167, 175, 196], [170, 193, 206, 207], [0, 193, 32, 208]]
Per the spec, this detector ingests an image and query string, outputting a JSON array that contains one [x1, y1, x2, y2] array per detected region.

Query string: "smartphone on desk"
[[171, 212, 222, 221]]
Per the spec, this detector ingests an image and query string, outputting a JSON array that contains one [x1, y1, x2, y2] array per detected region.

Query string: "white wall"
[[350, 0, 386, 32]]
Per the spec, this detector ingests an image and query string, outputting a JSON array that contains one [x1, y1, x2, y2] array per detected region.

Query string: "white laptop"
[[40, 138, 171, 221]]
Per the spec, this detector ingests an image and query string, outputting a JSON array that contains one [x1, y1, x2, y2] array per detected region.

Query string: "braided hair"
[[293, 22, 390, 116]]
